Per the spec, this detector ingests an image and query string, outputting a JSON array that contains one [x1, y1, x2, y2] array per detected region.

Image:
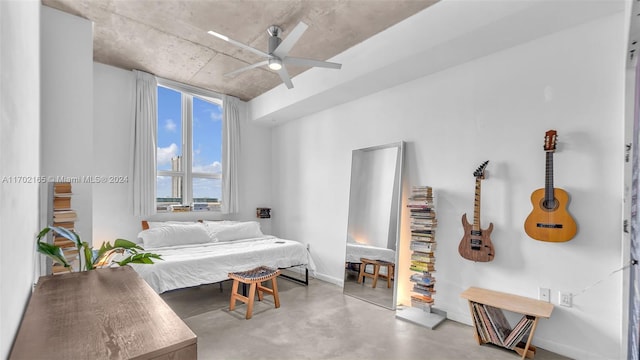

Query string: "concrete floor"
[[160, 276, 571, 360]]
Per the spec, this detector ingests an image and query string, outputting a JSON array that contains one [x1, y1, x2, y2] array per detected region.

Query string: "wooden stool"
[[228, 266, 281, 319], [358, 258, 394, 288]]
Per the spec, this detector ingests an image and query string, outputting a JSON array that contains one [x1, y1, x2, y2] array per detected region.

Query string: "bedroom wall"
[[92, 63, 273, 244], [269, 12, 626, 360], [41, 6, 94, 243], [0, 0, 40, 358]]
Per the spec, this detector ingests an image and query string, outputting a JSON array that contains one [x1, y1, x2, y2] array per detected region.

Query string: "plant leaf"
[[113, 239, 143, 251], [95, 241, 115, 260], [82, 242, 94, 271], [117, 253, 162, 266], [36, 227, 52, 242], [36, 241, 71, 268], [49, 226, 81, 248]]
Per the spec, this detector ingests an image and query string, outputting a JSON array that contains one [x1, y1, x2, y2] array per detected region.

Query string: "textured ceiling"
[[42, 0, 439, 101]]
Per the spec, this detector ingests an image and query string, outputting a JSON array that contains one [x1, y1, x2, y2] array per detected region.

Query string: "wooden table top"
[[10, 266, 196, 359], [461, 286, 554, 318]]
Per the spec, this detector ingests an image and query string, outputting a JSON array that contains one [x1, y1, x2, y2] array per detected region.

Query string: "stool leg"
[[372, 264, 379, 288], [358, 263, 365, 284], [272, 277, 280, 308], [229, 280, 239, 311], [386, 265, 392, 288], [257, 281, 264, 301], [245, 283, 257, 320]]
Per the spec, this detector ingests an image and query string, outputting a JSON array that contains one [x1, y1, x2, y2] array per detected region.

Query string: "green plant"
[[37, 225, 162, 272]]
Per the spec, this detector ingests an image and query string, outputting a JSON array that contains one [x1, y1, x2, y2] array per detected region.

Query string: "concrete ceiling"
[[42, 0, 439, 101]]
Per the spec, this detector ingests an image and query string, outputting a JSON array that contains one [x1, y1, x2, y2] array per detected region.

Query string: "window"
[[156, 82, 223, 212]]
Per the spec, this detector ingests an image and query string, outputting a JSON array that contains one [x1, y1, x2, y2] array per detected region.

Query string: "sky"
[[156, 86, 222, 201]]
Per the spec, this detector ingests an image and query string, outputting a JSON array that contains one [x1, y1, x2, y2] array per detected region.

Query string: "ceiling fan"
[[208, 21, 342, 89]]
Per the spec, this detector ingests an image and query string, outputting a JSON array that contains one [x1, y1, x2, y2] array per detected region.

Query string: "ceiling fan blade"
[[273, 21, 308, 58], [208, 30, 271, 58], [283, 56, 342, 69], [225, 60, 269, 77], [277, 67, 294, 89]]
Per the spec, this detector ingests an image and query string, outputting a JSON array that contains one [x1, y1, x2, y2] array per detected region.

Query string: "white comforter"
[[345, 243, 396, 263], [129, 236, 311, 293]]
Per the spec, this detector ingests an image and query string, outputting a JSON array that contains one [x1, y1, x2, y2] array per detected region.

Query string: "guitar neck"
[[544, 151, 554, 202], [473, 178, 482, 231]]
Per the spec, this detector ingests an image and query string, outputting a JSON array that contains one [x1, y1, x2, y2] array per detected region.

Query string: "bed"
[[128, 220, 313, 293], [345, 242, 396, 263]]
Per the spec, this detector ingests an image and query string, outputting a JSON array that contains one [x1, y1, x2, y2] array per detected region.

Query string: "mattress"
[[129, 236, 311, 293], [345, 242, 396, 263]]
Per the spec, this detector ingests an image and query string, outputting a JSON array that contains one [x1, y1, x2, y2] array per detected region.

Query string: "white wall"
[[92, 63, 138, 244], [41, 6, 94, 243], [0, 0, 40, 357], [270, 12, 625, 360], [92, 63, 273, 243]]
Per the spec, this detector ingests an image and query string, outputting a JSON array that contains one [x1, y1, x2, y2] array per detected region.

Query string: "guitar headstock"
[[473, 160, 489, 179], [544, 130, 557, 152]]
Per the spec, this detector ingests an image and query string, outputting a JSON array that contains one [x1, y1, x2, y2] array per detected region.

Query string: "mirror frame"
[[343, 141, 404, 310]]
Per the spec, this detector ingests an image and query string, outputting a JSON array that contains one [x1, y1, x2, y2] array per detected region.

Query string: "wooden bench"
[[229, 266, 281, 319], [460, 287, 554, 359], [358, 258, 394, 288]]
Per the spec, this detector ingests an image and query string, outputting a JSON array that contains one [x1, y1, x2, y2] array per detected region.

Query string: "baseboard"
[[313, 272, 343, 287]]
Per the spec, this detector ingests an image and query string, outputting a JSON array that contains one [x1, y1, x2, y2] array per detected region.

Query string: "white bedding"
[[129, 236, 312, 293], [345, 243, 396, 263]]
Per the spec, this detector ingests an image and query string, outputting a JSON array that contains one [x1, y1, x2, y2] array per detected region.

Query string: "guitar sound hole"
[[542, 198, 558, 211]]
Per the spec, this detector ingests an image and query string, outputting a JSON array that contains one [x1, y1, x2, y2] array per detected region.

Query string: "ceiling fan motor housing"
[[267, 25, 282, 55]]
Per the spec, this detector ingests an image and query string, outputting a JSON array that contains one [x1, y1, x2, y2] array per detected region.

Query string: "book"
[[54, 182, 72, 193]]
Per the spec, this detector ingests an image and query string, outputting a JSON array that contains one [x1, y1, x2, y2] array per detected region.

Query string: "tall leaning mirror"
[[343, 141, 404, 309]]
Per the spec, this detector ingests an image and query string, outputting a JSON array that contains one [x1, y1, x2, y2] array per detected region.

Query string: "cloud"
[[193, 161, 222, 174], [164, 118, 177, 132], [210, 110, 222, 122], [157, 143, 179, 166]]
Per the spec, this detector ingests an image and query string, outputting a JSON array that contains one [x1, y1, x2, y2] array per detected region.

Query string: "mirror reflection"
[[343, 142, 404, 309]]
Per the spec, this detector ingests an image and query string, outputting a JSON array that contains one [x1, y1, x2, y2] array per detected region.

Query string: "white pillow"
[[205, 221, 264, 242], [202, 220, 238, 228], [138, 223, 212, 249], [146, 220, 196, 229]]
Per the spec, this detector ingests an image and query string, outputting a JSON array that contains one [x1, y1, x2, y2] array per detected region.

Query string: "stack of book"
[[408, 186, 437, 311], [52, 182, 78, 273]]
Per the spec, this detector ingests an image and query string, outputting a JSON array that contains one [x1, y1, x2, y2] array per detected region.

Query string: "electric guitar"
[[524, 130, 577, 242], [458, 161, 495, 262]]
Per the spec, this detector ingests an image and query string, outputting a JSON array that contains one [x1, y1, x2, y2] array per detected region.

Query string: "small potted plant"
[[37, 225, 161, 272]]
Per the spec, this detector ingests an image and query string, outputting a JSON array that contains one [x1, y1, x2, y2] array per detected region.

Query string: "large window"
[[156, 83, 223, 212]]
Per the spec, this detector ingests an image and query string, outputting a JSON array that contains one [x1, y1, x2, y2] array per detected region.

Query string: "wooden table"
[[10, 266, 197, 359], [461, 287, 553, 359]]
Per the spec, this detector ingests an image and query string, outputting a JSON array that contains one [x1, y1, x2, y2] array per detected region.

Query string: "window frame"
[[156, 78, 224, 212]]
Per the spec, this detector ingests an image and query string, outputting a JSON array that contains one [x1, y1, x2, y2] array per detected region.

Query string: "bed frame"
[[140, 220, 308, 286]]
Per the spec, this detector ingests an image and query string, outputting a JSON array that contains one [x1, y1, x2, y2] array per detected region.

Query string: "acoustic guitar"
[[458, 161, 495, 262], [524, 130, 577, 242]]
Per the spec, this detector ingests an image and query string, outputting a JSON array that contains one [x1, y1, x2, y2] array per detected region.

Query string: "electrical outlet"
[[559, 292, 572, 307], [538, 287, 550, 302]]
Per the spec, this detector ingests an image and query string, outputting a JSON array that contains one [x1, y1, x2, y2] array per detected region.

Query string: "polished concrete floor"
[[160, 276, 571, 360]]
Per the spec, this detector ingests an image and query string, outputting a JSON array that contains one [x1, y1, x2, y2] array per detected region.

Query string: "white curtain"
[[221, 95, 241, 214], [130, 70, 157, 217]]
